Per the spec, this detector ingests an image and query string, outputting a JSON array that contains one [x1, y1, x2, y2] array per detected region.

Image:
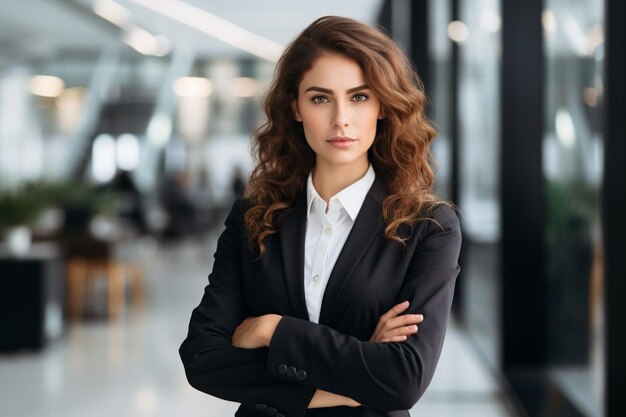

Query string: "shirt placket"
[[311, 203, 332, 293]]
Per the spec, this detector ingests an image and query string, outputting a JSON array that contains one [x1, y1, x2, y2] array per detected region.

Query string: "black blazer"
[[179, 177, 462, 417]]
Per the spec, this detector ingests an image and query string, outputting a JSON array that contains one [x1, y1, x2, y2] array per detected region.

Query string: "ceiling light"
[[447, 21, 469, 43], [93, 0, 131, 27], [132, 0, 284, 62], [147, 113, 173, 147], [122, 25, 160, 55], [116, 133, 140, 171], [29, 75, 65, 98], [92, 134, 117, 182], [542, 10, 557, 34], [173, 77, 213, 98], [583, 87, 598, 108], [153, 36, 172, 57], [555, 109, 575, 148]]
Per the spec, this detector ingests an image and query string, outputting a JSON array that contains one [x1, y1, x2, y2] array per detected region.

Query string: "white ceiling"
[[0, 0, 383, 62]]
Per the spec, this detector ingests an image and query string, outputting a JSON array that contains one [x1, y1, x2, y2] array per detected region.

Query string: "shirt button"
[[323, 227, 331, 235], [312, 275, 320, 283]]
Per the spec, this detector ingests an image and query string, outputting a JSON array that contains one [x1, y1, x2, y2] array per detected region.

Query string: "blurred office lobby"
[[0, 1, 624, 417]]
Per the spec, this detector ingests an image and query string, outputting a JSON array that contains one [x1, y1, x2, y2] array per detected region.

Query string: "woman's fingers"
[[383, 335, 408, 342], [379, 300, 410, 322], [382, 314, 424, 331], [370, 301, 425, 343], [372, 324, 420, 343], [381, 324, 419, 340], [380, 324, 421, 342], [375, 317, 423, 343]]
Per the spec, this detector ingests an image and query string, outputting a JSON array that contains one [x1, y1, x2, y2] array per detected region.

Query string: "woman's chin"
[[316, 154, 366, 169]]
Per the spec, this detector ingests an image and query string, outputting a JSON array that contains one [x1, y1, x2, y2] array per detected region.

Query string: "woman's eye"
[[311, 96, 328, 104], [311, 94, 368, 104]]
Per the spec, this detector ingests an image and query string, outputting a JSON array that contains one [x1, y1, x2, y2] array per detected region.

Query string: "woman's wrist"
[[262, 314, 283, 347]]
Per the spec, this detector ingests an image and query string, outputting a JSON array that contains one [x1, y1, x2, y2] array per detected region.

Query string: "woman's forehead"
[[299, 54, 366, 92]]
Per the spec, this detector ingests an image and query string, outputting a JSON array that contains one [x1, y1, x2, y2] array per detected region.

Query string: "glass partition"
[[543, 1, 604, 415], [457, 0, 502, 368], [428, 0, 453, 201]]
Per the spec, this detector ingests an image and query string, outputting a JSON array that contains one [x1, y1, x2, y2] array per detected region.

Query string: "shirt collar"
[[306, 163, 376, 221]]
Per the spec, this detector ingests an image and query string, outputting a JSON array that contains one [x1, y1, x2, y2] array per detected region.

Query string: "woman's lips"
[[326, 137, 356, 148]]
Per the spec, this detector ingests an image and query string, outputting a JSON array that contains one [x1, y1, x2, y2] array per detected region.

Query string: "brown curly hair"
[[244, 15, 446, 257]]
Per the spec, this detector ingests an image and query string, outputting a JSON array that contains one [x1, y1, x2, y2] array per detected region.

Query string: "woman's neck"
[[312, 159, 369, 204]]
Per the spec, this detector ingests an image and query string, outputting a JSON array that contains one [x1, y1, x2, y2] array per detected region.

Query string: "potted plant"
[[0, 188, 45, 256], [23, 181, 117, 232]]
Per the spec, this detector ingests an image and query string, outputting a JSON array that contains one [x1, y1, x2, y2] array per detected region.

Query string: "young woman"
[[179, 15, 462, 417]]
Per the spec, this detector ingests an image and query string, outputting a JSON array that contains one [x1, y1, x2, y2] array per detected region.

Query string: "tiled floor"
[[0, 235, 522, 417]]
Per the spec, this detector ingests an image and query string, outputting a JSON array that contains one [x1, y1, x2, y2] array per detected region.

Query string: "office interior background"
[[0, 1, 624, 416]]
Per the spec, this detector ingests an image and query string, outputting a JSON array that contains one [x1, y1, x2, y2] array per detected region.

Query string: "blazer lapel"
[[318, 177, 385, 325], [279, 191, 310, 320]]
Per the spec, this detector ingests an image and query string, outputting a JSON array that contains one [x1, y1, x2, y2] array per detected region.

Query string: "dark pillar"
[[448, 0, 463, 318], [409, 0, 429, 99], [500, 0, 547, 368], [603, 0, 626, 415], [377, 0, 430, 95]]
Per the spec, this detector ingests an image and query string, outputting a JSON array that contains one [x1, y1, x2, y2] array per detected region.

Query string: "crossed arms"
[[179, 200, 461, 417]]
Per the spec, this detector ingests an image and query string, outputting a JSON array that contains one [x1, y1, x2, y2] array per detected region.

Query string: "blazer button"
[[286, 366, 296, 377], [266, 407, 277, 416], [277, 364, 287, 374], [255, 403, 267, 410], [296, 370, 307, 380]]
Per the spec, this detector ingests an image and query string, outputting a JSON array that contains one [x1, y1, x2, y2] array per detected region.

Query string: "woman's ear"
[[378, 107, 384, 120], [291, 99, 302, 122]]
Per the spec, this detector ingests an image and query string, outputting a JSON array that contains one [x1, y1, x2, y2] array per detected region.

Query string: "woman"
[[179, 15, 462, 417]]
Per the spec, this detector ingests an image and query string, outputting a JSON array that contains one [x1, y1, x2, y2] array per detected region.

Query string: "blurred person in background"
[[158, 171, 196, 241], [179, 15, 461, 417], [108, 169, 147, 235], [231, 165, 247, 199]]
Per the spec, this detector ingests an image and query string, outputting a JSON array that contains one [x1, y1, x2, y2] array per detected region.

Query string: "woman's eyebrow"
[[304, 84, 370, 94]]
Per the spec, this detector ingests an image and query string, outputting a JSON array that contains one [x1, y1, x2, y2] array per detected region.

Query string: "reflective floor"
[[0, 233, 522, 417]]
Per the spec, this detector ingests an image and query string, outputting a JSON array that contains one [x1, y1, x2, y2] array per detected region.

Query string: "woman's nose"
[[332, 104, 350, 128]]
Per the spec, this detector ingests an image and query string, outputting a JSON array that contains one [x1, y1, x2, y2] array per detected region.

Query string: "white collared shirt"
[[304, 164, 376, 323]]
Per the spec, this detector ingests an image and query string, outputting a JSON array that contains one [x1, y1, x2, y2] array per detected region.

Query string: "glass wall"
[[428, 0, 453, 201], [457, 0, 502, 368], [427, 0, 502, 368], [543, 1, 604, 415]]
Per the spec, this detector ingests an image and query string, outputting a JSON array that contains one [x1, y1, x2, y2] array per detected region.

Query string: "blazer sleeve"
[[266, 205, 462, 411], [179, 199, 316, 417]]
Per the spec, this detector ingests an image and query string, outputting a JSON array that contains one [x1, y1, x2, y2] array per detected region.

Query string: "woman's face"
[[292, 53, 383, 172]]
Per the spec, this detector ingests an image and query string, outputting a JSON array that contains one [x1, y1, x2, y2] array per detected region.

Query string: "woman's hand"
[[232, 314, 282, 349], [308, 389, 361, 408], [370, 301, 424, 342], [309, 302, 423, 409]]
